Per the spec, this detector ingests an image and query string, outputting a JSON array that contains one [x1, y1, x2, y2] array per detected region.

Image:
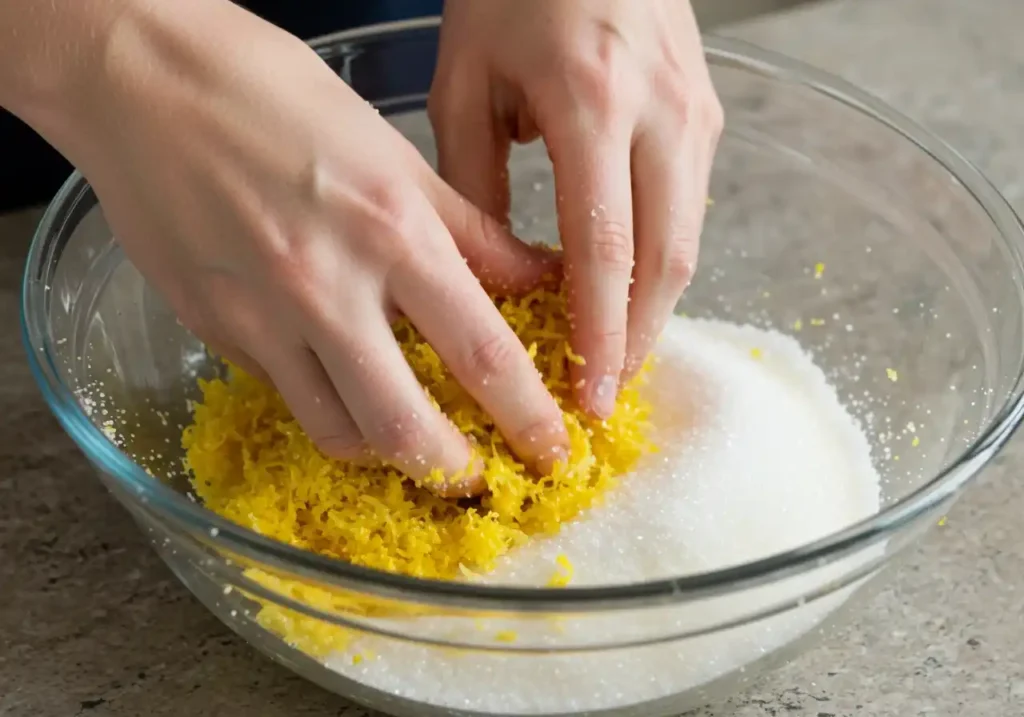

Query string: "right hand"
[[61, 2, 569, 496]]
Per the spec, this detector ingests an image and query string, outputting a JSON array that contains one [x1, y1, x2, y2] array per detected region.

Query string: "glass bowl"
[[21, 19, 1024, 717]]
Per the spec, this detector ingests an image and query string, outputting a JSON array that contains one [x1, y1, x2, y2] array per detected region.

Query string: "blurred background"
[[0, 0, 816, 213]]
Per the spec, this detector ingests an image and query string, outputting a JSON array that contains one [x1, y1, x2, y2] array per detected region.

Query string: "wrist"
[[0, 1, 143, 141], [0, 0, 246, 168]]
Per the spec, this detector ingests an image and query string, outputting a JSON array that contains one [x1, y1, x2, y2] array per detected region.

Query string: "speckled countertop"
[[2, 0, 1024, 715]]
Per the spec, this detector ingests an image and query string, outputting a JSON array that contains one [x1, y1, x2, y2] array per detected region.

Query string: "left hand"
[[430, 0, 723, 419]]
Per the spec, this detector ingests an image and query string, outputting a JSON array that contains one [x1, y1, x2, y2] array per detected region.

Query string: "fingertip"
[[535, 442, 571, 478], [428, 421, 483, 495], [586, 373, 620, 420], [568, 329, 626, 421], [507, 410, 572, 477], [427, 453, 487, 499]]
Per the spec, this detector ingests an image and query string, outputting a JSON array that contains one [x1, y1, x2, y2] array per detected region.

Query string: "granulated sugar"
[[324, 316, 882, 713]]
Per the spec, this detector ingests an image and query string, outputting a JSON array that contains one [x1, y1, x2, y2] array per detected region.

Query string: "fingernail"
[[437, 455, 486, 499], [591, 375, 618, 419], [535, 445, 569, 477]]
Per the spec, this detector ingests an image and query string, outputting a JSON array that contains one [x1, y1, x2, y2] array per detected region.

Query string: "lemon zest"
[[183, 285, 655, 657], [547, 553, 575, 588]]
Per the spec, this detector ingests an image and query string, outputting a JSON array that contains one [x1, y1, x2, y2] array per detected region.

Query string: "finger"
[[625, 127, 705, 380], [203, 338, 269, 383], [425, 174, 561, 297], [175, 311, 269, 382], [389, 215, 570, 475], [255, 344, 366, 461], [214, 301, 366, 462], [310, 310, 484, 498], [431, 89, 512, 225], [545, 125, 634, 419]]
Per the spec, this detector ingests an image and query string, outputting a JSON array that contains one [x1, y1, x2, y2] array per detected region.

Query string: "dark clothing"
[[1, 1, 443, 212]]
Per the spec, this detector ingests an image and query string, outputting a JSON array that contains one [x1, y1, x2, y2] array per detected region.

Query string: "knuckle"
[[258, 226, 319, 279], [563, 52, 639, 118], [300, 156, 342, 207], [567, 62, 614, 115], [465, 205, 518, 268], [288, 281, 334, 324], [653, 70, 694, 119], [362, 180, 417, 234], [510, 413, 567, 452], [474, 204, 506, 245], [371, 412, 429, 460], [262, 240, 336, 314], [591, 327, 628, 346], [659, 234, 700, 286], [315, 434, 366, 461], [355, 186, 423, 267], [589, 221, 634, 272], [702, 95, 726, 138], [453, 195, 502, 249], [652, 70, 725, 139], [465, 331, 520, 382]]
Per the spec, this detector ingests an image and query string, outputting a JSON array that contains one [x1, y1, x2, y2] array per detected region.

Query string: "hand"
[[430, 0, 723, 417], [57, 1, 569, 496]]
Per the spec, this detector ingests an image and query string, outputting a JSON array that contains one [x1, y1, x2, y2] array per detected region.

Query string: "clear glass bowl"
[[21, 20, 1024, 717]]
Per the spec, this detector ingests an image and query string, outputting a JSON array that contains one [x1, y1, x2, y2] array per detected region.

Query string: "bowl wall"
[[22, 24, 1024, 717]]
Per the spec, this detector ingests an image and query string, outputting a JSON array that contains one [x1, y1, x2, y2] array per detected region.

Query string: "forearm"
[[0, 1, 140, 136], [0, 0, 275, 171]]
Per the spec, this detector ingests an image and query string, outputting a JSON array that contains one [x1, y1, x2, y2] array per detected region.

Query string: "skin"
[[433, 0, 723, 414], [0, 0, 721, 497]]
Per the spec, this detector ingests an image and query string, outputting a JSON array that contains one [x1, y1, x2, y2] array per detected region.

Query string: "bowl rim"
[[21, 20, 1024, 613]]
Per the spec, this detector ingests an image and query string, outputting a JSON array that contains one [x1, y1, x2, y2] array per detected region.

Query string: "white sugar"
[[324, 317, 882, 713]]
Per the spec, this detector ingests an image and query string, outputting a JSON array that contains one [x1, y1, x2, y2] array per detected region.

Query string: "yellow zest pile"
[[182, 285, 655, 656]]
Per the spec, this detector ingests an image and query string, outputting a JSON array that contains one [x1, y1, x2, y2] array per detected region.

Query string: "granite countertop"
[[2, 0, 1023, 715]]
